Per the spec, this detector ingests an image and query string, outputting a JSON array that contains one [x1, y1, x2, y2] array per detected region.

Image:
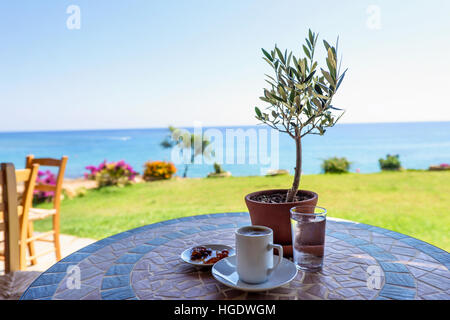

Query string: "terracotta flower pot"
[[245, 189, 318, 257]]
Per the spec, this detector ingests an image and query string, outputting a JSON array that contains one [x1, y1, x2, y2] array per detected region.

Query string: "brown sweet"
[[190, 247, 229, 264]]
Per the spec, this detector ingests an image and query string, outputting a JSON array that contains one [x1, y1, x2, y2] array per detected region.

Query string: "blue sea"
[[0, 122, 449, 178]]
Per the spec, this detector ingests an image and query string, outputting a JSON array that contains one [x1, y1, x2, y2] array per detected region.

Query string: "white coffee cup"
[[235, 225, 283, 284]]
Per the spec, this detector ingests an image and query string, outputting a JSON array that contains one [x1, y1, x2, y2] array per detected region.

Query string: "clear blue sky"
[[1, 0, 449, 131]]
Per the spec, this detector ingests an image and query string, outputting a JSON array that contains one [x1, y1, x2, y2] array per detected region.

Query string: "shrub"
[[85, 160, 138, 187], [33, 170, 56, 203], [213, 162, 225, 174], [143, 161, 177, 181], [379, 154, 401, 171], [322, 157, 350, 174], [429, 163, 450, 171]]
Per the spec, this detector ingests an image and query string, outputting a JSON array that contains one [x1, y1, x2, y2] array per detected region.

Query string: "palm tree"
[[161, 126, 213, 178]]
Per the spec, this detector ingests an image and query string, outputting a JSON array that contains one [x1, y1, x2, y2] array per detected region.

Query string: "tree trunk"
[[183, 165, 188, 178], [286, 133, 302, 202]]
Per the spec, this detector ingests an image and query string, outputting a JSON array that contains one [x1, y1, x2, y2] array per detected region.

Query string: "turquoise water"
[[0, 122, 449, 178]]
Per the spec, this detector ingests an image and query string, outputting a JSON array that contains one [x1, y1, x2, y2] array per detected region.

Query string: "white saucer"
[[212, 255, 298, 292], [181, 244, 235, 267]]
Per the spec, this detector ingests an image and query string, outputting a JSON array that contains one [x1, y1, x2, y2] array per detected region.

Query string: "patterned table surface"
[[21, 212, 450, 300]]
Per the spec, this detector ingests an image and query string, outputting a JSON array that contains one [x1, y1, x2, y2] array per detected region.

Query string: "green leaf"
[[321, 69, 335, 86], [323, 40, 331, 51], [326, 61, 336, 81], [295, 83, 306, 90], [275, 47, 285, 64], [336, 68, 348, 91], [255, 107, 262, 118], [312, 98, 322, 109], [272, 94, 285, 103], [331, 46, 337, 58], [302, 45, 311, 59], [303, 70, 316, 83], [327, 48, 336, 69], [314, 84, 323, 94], [292, 55, 298, 68], [308, 29, 314, 45], [306, 38, 312, 50], [303, 57, 310, 73], [313, 92, 329, 100], [277, 85, 287, 100], [290, 68, 299, 80], [299, 59, 306, 76], [288, 88, 295, 103], [262, 48, 273, 62]]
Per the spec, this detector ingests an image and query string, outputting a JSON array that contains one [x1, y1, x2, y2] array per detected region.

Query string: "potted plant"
[[245, 29, 347, 256]]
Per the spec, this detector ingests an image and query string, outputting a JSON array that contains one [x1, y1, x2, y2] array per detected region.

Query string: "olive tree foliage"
[[255, 29, 347, 202]]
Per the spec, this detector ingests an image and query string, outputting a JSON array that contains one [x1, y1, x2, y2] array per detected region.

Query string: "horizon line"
[[1, 120, 449, 134]]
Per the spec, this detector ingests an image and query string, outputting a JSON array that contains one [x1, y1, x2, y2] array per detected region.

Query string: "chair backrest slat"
[[18, 163, 39, 223], [1, 163, 20, 273], [33, 184, 57, 192], [26, 155, 68, 209], [28, 158, 62, 167], [15, 169, 32, 183]]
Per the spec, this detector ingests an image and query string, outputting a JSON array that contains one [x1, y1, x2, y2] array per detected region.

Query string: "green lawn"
[[34, 171, 450, 251]]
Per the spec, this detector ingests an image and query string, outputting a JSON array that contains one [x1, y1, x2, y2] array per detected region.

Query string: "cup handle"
[[267, 244, 283, 276]]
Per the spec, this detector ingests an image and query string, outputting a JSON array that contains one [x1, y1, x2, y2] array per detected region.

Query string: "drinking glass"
[[290, 206, 327, 272]]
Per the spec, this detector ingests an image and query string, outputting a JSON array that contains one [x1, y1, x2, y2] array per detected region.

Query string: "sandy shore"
[[61, 175, 148, 197], [63, 178, 98, 191]]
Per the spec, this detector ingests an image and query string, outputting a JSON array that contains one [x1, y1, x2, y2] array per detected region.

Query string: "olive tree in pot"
[[245, 30, 347, 256]]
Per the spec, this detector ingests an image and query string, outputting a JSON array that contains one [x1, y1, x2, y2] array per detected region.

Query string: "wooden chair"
[[0, 163, 39, 271], [0, 163, 20, 273], [25, 155, 68, 265], [0, 163, 42, 299]]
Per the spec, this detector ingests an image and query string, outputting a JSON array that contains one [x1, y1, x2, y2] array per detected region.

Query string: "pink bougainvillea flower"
[[34, 170, 56, 202]]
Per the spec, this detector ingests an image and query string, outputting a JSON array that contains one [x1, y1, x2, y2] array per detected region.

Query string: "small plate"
[[181, 244, 235, 267], [212, 255, 298, 292]]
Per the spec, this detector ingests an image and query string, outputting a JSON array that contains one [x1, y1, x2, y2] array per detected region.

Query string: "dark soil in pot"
[[249, 192, 311, 204]]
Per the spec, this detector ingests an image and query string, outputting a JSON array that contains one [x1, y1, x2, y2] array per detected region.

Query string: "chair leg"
[[19, 215, 29, 270], [19, 236, 27, 271], [53, 215, 61, 261], [27, 221, 38, 265]]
